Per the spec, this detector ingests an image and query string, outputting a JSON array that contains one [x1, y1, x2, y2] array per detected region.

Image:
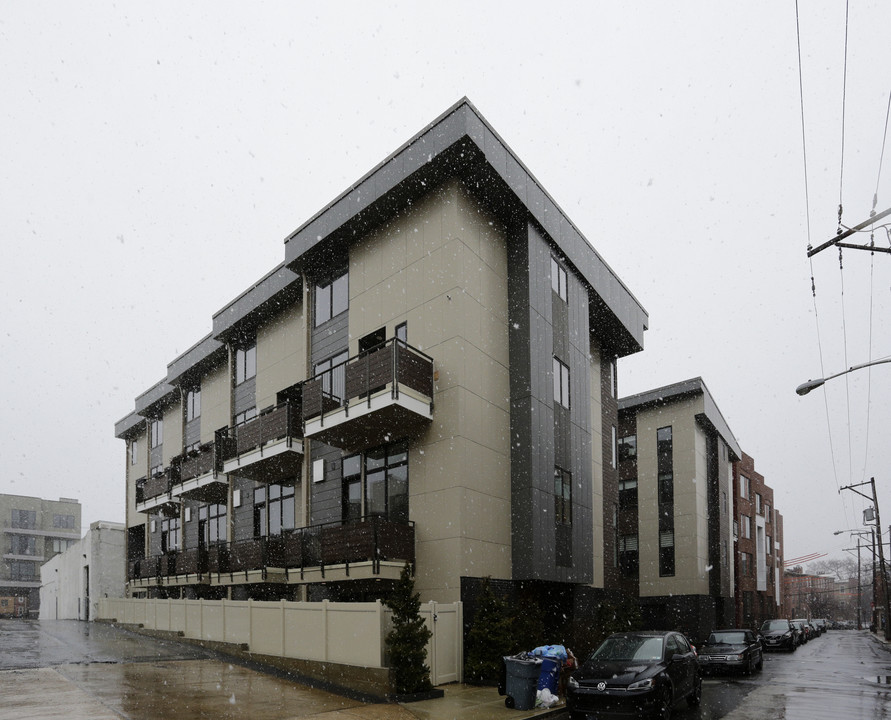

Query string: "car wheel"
[[743, 655, 753, 676], [504, 696, 514, 709], [687, 675, 702, 707], [657, 685, 673, 720]]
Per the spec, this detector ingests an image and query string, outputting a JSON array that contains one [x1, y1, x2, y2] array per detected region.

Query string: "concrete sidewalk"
[[399, 684, 566, 720]]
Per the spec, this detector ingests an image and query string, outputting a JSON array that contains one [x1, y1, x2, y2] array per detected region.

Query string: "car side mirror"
[[671, 653, 686, 663]]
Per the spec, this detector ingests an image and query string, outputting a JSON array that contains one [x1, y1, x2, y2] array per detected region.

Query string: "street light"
[[796, 357, 891, 396]]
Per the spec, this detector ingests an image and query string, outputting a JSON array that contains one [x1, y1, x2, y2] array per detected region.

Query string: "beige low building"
[[617, 378, 740, 639]]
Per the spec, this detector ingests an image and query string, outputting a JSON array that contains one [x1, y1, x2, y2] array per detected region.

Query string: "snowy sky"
[[2, 1, 889, 571]]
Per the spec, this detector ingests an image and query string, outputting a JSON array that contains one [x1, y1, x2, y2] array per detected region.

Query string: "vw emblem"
[[597, 682, 607, 692]]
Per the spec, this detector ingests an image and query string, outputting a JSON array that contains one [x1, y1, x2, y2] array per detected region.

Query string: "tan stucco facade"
[[347, 180, 512, 602], [200, 363, 230, 445], [256, 300, 305, 411], [634, 395, 711, 598]]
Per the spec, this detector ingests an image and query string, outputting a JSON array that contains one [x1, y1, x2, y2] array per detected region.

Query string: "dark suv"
[[760, 618, 797, 651]]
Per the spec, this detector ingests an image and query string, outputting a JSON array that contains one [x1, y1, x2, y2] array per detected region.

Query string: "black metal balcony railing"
[[218, 401, 302, 462], [179, 441, 220, 483], [302, 339, 434, 423], [126, 516, 415, 582], [137, 464, 181, 503]]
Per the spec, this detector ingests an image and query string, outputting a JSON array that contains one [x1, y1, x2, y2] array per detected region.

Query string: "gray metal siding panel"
[[234, 377, 255, 416], [231, 475, 254, 542], [309, 445, 345, 525]]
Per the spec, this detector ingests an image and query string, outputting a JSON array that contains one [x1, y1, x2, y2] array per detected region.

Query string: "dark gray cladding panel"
[[309, 443, 347, 525], [233, 377, 256, 416], [231, 475, 254, 542], [284, 98, 647, 354], [508, 221, 594, 585]]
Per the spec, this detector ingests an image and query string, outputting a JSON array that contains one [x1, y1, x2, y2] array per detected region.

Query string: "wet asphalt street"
[[0, 618, 414, 720], [663, 628, 891, 720]]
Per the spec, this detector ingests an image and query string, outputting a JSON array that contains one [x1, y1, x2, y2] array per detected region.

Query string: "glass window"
[[740, 475, 749, 499], [551, 256, 568, 302], [741, 514, 752, 539], [553, 357, 570, 409], [619, 534, 638, 576], [200, 503, 227, 545], [395, 322, 407, 344], [161, 517, 180, 553], [235, 407, 257, 426], [315, 270, 349, 326], [659, 529, 675, 576], [315, 351, 348, 402], [53, 514, 76, 529], [11, 509, 37, 529], [10, 561, 36, 580], [186, 387, 201, 421], [236, 343, 257, 385], [554, 467, 572, 525], [618, 478, 638, 508], [618, 434, 637, 462], [364, 441, 409, 523], [150, 418, 163, 448], [611, 426, 617, 469]]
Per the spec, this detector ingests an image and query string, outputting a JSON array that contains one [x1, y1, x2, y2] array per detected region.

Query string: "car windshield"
[[591, 636, 664, 662], [708, 631, 745, 644], [761, 620, 788, 632]]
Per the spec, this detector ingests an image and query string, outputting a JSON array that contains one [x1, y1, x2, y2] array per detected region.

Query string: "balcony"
[[168, 441, 228, 505], [135, 468, 181, 517], [220, 401, 304, 482], [126, 517, 414, 587], [302, 339, 434, 451]]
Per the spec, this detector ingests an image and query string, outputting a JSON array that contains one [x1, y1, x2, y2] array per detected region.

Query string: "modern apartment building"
[[733, 452, 784, 628], [115, 99, 649, 623], [617, 378, 740, 639], [1, 493, 81, 616]]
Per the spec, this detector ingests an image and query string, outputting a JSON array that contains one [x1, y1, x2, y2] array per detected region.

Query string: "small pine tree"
[[385, 564, 433, 696], [463, 577, 515, 684]]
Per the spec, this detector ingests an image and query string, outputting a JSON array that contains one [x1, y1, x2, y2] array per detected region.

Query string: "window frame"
[[235, 342, 257, 385], [314, 269, 349, 326], [554, 466, 572, 525], [553, 357, 571, 409], [550, 256, 568, 302]]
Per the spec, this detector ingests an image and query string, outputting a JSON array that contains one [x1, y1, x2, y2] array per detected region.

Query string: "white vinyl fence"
[[98, 597, 462, 686]]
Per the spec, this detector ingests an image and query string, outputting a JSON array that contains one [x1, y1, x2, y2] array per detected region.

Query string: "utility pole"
[[857, 537, 862, 630], [840, 478, 891, 640]]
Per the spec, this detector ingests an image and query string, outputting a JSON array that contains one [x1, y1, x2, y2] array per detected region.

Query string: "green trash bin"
[[503, 655, 541, 710]]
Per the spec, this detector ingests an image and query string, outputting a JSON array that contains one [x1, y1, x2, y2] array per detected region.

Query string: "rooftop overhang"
[[115, 412, 144, 440], [618, 377, 742, 461], [212, 263, 302, 343], [134, 378, 178, 418], [167, 333, 227, 387], [284, 98, 647, 355]]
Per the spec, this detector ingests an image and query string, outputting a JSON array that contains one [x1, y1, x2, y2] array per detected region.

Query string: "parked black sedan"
[[697, 629, 763, 675], [759, 618, 798, 651], [566, 631, 701, 719]]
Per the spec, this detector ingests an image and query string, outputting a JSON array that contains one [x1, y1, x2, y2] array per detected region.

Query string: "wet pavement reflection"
[[0, 619, 415, 719]]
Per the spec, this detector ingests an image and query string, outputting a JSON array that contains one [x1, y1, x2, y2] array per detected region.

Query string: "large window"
[[618, 434, 637, 462], [150, 418, 163, 448], [365, 441, 409, 523], [9, 561, 36, 580], [11, 535, 37, 556], [253, 483, 295, 537], [619, 534, 639, 576], [53, 514, 76, 529], [315, 270, 349, 326], [551, 256, 568, 302], [741, 514, 752, 540], [554, 467, 572, 525], [11, 509, 36, 529], [200, 503, 227, 545], [52, 538, 75, 553], [342, 454, 362, 522], [186, 386, 201, 421], [619, 478, 638, 508], [657, 426, 675, 577], [740, 474, 749, 499], [161, 517, 180, 553], [236, 342, 257, 385], [553, 357, 570, 409], [315, 351, 348, 402]]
